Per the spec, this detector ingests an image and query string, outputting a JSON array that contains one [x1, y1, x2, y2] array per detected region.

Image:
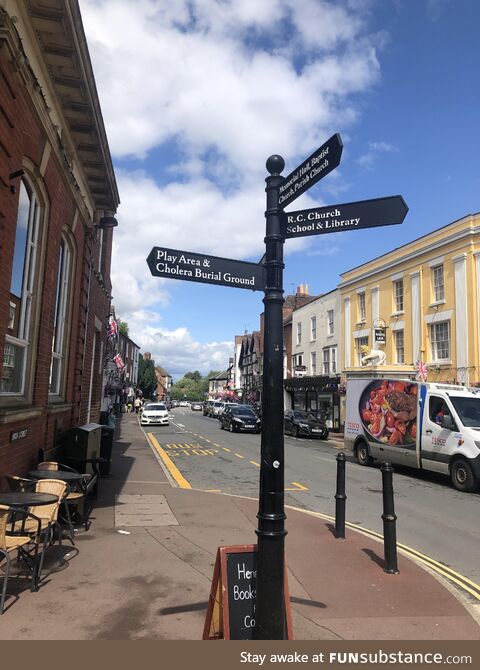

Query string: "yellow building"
[[340, 212, 480, 385]]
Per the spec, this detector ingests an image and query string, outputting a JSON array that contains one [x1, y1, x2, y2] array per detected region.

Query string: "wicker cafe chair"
[[0, 505, 41, 613], [5, 476, 36, 492], [37, 461, 95, 534], [22, 479, 67, 589]]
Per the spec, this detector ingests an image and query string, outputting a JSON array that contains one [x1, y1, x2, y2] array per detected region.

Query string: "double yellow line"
[[294, 507, 480, 602]]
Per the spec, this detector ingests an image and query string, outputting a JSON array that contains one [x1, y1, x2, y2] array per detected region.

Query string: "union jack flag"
[[108, 318, 118, 340], [113, 353, 125, 370], [415, 360, 428, 382]]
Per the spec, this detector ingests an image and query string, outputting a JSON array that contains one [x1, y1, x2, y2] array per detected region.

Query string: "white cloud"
[[82, 0, 381, 167], [123, 310, 232, 379], [357, 141, 399, 167], [79, 0, 385, 375]]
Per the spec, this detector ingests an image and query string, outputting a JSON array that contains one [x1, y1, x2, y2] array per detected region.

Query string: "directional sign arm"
[[282, 195, 408, 239]]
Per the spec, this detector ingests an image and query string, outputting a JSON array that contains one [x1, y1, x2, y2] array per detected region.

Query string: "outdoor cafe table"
[[0, 491, 59, 507], [28, 470, 85, 483]]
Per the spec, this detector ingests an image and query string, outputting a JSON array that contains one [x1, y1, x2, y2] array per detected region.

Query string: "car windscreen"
[[293, 411, 317, 421], [449, 396, 480, 428], [231, 407, 256, 417], [146, 404, 166, 411]]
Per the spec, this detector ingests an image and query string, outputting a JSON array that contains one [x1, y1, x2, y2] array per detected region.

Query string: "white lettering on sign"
[[286, 210, 361, 235], [233, 583, 256, 600], [237, 562, 257, 580], [155, 262, 193, 277]]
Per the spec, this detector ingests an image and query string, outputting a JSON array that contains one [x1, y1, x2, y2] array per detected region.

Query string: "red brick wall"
[[0, 43, 112, 485]]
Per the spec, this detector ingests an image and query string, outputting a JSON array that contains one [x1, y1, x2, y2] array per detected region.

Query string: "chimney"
[[296, 284, 308, 296]]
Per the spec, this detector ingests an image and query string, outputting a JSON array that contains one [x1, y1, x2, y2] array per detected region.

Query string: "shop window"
[[1, 178, 42, 395], [49, 238, 73, 396]]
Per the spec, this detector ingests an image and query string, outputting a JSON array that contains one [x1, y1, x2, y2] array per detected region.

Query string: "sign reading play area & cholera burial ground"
[[146, 247, 265, 291]]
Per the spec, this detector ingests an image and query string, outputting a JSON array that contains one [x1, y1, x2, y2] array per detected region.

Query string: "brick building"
[[0, 2, 119, 480]]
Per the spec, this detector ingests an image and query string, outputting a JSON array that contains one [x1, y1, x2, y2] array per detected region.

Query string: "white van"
[[344, 378, 480, 492]]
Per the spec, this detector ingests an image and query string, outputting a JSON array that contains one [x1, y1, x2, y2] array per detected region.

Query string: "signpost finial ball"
[[266, 155, 285, 176]]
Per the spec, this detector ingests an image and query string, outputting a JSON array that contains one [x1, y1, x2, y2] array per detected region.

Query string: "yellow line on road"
[[222, 447, 231, 452], [147, 433, 192, 489], [291, 506, 480, 602], [286, 481, 308, 491], [250, 460, 260, 467], [235, 453, 244, 459]]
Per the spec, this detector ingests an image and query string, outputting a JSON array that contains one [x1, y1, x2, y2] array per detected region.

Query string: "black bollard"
[[335, 452, 347, 539], [381, 462, 399, 574]]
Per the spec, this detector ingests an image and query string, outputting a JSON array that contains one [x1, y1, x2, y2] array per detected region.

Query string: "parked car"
[[284, 409, 329, 439], [208, 401, 223, 417], [171, 400, 179, 407], [179, 400, 189, 407], [216, 401, 238, 418], [221, 405, 261, 433], [164, 400, 172, 410], [191, 402, 203, 411], [140, 403, 170, 426]]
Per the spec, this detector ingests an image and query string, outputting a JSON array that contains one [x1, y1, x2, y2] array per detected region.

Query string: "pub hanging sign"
[[374, 328, 387, 345]]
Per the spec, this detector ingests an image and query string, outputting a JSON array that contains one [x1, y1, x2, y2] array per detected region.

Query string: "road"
[[142, 406, 480, 588]]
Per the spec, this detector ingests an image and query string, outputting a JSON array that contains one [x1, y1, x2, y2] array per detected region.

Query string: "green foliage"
[[171, 370, 211, 401], [138, 353, 156, 398], [118, 320, 129, 337]]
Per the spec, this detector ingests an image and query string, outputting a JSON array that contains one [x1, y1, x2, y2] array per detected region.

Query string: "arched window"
[[1, 178, 41, 394], [49, 236, 73, 396]]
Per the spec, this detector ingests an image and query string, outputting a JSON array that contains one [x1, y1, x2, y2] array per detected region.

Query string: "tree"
[[118, 320, 129, 337], [138, 353, 156, 398], [171, 370, 210, 401]]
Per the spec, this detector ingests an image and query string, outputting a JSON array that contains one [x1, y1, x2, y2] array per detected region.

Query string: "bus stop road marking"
[[147, 433, 192, 489]]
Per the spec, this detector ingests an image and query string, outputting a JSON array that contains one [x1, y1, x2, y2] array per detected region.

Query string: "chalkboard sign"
[[203, 544, 293, 640]]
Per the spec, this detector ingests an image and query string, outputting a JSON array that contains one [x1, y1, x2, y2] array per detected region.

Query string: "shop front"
[[284, 376, 342, 432]]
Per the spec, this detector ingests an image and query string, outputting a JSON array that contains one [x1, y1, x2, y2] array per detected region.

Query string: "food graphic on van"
[[359, 380, 417, 446]]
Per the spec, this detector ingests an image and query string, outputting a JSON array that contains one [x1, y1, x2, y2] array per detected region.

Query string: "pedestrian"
[[134, 397, 141, 414]]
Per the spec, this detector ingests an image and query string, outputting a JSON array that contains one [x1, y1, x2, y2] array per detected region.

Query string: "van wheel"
[[356, 441, 373, 466], [450, 458, 476, 492]]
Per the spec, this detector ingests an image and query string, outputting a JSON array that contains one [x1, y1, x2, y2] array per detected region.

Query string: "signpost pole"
[[254, 155, 287, 640]]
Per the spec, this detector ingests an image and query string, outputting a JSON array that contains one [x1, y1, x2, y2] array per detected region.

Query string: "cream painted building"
[[340, 212, 480, 386], [285, 289, 342, 431]]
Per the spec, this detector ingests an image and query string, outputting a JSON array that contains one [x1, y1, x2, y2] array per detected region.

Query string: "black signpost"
[[146, 132, 408, 641]]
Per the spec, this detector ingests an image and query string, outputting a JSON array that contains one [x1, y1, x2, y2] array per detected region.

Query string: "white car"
[[140, 402, 169, 426]]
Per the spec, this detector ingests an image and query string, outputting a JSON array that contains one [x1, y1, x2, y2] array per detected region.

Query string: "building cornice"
[[339, 225, 480, 290]]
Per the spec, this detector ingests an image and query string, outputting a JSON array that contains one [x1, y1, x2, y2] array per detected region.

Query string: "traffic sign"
[[278, 133, 343, 209], [283, 195, 408, 239], [146, 246, 265, 291]]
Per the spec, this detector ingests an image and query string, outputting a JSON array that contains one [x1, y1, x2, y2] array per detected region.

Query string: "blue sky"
[[81, 0, 479, 380]]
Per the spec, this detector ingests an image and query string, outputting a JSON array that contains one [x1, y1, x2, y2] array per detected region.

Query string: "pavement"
[[1, 413, 479, 640]]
